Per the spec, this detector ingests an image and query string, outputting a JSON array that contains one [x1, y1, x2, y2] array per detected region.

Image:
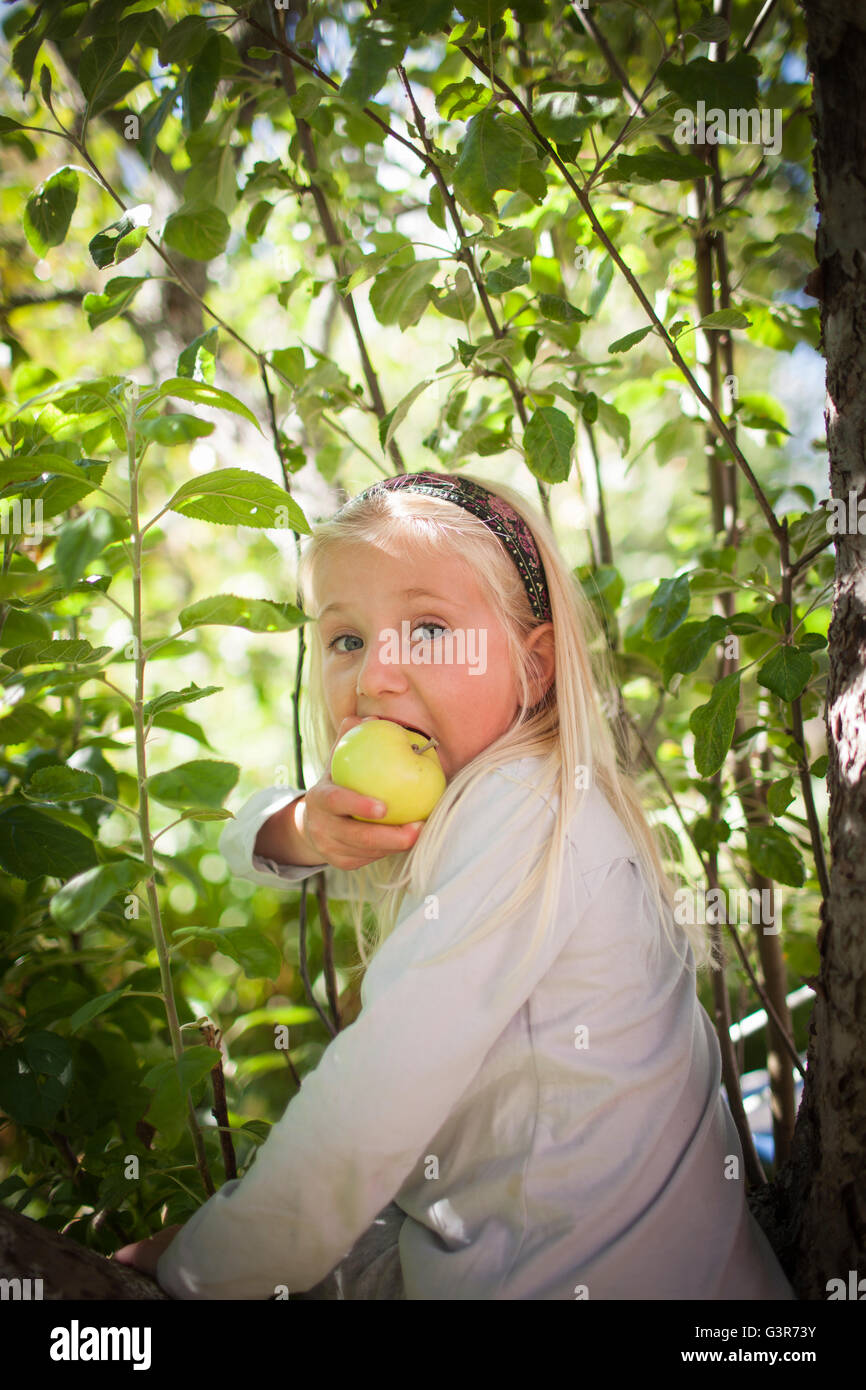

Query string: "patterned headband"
[[346, 471, 553, 624]]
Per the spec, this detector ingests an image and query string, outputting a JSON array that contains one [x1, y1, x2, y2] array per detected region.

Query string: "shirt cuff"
[[219, 786, 327, 888]]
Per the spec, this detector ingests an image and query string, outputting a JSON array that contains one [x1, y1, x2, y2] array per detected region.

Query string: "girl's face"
[[314, 540, 554, 781]]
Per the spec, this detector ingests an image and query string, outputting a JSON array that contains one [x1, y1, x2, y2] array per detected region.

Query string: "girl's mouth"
[[374, 716, 436, 746]]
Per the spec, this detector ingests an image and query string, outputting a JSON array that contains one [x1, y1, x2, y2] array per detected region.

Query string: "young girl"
[[118, 470, 796, 1300]]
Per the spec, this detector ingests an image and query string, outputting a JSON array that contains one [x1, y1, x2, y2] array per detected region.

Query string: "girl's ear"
[[524, 622, 556, 702]]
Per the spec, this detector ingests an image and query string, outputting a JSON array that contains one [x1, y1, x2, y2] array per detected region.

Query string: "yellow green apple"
[[330, 719, 446, 824]]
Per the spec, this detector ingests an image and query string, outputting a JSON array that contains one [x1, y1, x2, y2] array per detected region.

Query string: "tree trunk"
[[0, 1206, 168, 1300], [748, 0, 866, 1297]]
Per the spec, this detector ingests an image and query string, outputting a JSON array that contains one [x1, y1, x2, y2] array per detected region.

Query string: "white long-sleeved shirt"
[[156, 756, 796, 1300]]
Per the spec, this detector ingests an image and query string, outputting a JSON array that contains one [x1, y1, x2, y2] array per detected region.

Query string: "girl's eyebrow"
[[318, 588, 462, 618]]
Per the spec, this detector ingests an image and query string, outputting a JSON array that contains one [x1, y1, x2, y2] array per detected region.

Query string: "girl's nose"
[[356, 629, 408, 696]]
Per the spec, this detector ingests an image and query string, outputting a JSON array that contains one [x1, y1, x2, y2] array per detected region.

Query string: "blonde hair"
[[296, 472, 712, 999]]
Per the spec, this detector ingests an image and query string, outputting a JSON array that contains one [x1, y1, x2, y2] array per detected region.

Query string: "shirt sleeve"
[[219, 786, 326, 888], [157, 762, 589, 1299]]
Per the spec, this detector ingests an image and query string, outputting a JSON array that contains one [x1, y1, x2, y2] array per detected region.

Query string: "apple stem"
[[411, 736, 439, 754]]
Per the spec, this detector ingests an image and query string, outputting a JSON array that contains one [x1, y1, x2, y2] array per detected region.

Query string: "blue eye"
[[327, 633, 363, 653], [412, 622, 448, 642], [327, 620, 448, 653]]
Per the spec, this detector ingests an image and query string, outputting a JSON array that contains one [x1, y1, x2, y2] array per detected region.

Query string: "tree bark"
[[749, 0, 866, 1297], [0, 1206, 168, 1300]]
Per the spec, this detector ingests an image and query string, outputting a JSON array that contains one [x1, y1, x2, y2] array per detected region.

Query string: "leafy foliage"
[[0, 0, 828, 1251]]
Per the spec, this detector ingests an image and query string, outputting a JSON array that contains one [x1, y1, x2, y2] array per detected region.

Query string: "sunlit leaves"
[[644, 575, 691, 640], [55, 508, 125, 586], [89, 205, 151, 268], [172, 926, 282, 981], [608, 325, 653, 354], [339, 15, 410, 108], [152, 378, 262, 431], [147, 759, 239, 810], [178, 594, 307, 633], [23, 167, 79, 256], [82, 275, 149, 330], [757, 646, 814, 702], [369, 261, 434, 329], [167, 469, 309, 530], [453, 108, 525, 216], [745, 826, 806, 887], [162, 199, 230, 261], [523, 407, 574, 483], [690, 671, 741, 776], [142, 683, 222, 719]]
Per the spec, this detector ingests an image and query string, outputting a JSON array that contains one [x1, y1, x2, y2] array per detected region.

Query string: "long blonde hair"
[[296, 472, 711, 999]]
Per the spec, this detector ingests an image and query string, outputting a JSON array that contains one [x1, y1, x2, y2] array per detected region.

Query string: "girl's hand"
[[299, 716, 426, 871], [112, 1224, 183, 1278]]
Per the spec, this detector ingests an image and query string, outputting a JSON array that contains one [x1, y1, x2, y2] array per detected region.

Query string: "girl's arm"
[[155, 763, 584, 1300], [219, 785, 328, 887]]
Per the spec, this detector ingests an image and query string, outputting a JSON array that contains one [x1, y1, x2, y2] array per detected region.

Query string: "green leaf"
[[689, 671, 741, 776], [608, 325, 653, 354], [26, 767, 102, 801], [698, 309, 752, 331], [661, 615, 727, 683], [143, 1045, 222, 1144], [485, 258, 530, 295], [810, 754, 828, 779], [605, 147, 713, 183], [532, 91, 596, 144], [369, 261, 433, 330], [686, 16, 731, 41], [579, 564, 624, 613], [660, 53, 761, 111], [137, 412, 216, 446], [453, 107, 524, 216], [50, 859, 146, 932], [174, 927, 282, 980], [55, 508, 121, 587], [2, 460, 109, 520], [177, 327, 218, 383], [159, 15, 209, 66], [0, 1042, 72, 1128], [89, 205, 151, 269], [153, 378, 262, 431], [22, 1031, 73, 1076], [766, 776, 796, 817], [143, 683, 222, 719], [0, 704, 49, 744], [82, 275, 149, 330], [68, 984, 135, 1034], [0, 806, 98, 880], [757, 646, 813, 702], [162, 199, 230, 261], [0, 639, 111, 671], [523, 407, 573, 484], [340, 15, 409, 107], [147, 759, 239, 810], [183, 31, 221, 130], [378, 378, 435, 453], [538, 293, 589, 324], [645, 575, 691, 640], [23, 166, 79, 257], [595, 399, 630, 453], [167, 469, 308, 530], [745, 826, 806, 888], [178, 593, 306, 634]]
